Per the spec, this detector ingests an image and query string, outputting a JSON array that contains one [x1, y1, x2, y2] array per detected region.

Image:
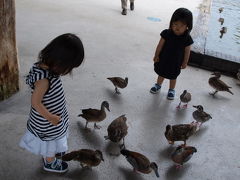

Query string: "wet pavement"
[[0, 0, 240, 179]]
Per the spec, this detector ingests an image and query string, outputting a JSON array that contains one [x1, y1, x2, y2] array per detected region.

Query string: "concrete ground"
[[0, 0, 240, 179]]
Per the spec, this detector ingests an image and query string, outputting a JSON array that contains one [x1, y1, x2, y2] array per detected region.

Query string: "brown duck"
[[104, 114, 128, 150], [165, 122, 198, 146], [61, 149, 104, 168], [192, 105, 212, 127], [107, 77, 128, 94], [78, 101, 110, 130], [120, 149, 159, 178], [208, 72, 233, 95], [177, 90, 191, 109], [171, 145, 197, 169]]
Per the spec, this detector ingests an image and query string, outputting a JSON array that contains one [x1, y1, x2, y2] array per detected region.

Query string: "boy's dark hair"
[[169, 8, 193, 32], [38, 33, 84, 75]]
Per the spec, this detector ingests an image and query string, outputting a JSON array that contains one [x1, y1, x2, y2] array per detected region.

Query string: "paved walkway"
[[0, 0, 240, 179]]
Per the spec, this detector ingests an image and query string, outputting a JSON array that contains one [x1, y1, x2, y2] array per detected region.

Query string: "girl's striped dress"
[[26, 63, 69, 141]]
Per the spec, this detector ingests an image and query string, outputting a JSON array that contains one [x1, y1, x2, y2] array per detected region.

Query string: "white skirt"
[[19, 130, 68, 158]]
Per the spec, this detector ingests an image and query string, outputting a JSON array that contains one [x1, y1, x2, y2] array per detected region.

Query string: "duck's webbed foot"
[[94, 123, 101, 129], [115, 87, 121, 94], [175, 164, 183, 169]]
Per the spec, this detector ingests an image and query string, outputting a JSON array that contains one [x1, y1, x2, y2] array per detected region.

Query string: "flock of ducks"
[[218, 7, 227, 39], [57, 72, 235, 178]]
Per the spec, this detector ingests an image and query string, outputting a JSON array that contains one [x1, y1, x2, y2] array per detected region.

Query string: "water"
[[205, 0, 240, 62]]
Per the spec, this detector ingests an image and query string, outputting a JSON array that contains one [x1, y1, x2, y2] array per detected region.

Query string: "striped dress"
[[26, 63, 69, 141]]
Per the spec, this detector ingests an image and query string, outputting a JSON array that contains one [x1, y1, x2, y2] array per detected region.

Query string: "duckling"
[[78, 101, 110, 130], [177, 90, 191, 109], [104, 114, 128, 150], [192, 105, 212, 127], [60, 149, 104, 168], [219, 7, 223, 13], [107, 77, 128, 94], [171, 145, 197, 169], [120, 149, 159, 178], [208, 72, 233, 95], [218, 18, 224, 25], [219, 27, 227, 38], [165, 122, 198, 146]]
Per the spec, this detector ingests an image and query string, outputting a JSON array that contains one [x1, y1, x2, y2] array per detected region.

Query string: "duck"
[[104, 114, 128, 150], [120, 149, 159, 178], [78, 101, 110, 130], [192, 105, 212, 127], [164, 122, 198, 146], [219, 7, 224, 13], [208, 72, 233, 95], [218, 17, 224, 25], [219, 27, 227, 38], [60, 149, 104, 168], [107, 77, 128, 94], [171, 145, 197, 169], [177, 90, 191, 109]]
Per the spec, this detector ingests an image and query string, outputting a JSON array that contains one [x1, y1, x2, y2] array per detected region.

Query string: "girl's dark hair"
[[169, 8, 193, 33], [38, 33, 84, 75]]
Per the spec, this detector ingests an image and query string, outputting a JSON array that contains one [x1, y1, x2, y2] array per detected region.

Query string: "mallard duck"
[[218, 17, 224, 25], [104, 114, 128, 150], [60, 149, 104, 168], [208, 72, 233, 95], [219, 27, 227, 38], [78, 101, 110, 130], [107, 77, 128, 94], [192, 105, 212, 127], [120, 149, 159, 178], [165, 122, 198, 146], [177, 90, 191, 109], [219, 7, 224, 13], [171, 145, 197, 169]]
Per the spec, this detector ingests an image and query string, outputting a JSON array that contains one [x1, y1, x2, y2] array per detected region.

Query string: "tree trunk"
[[0, 0, 19, 101]]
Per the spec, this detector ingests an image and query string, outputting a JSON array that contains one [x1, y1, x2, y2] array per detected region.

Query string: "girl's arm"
[[31, 78, 60, 126], [181, 45, 191, 69], [153, 38, 165, 62]]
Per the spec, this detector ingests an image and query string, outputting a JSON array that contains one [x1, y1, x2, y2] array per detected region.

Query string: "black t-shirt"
[[154, 29, 193, 79]]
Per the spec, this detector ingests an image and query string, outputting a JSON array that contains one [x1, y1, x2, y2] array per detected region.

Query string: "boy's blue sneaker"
[[167, 89, 175, 100], [43, 158, 68, 173], [150, 84, 161, 94]]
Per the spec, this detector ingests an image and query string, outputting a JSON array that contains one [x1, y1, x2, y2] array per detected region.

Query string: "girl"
[[150, 8, 193, 100], [19, 33, 84, 173]]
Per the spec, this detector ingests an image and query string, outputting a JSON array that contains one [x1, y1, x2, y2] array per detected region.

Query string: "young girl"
[[150, 8, 193, 100], [19, 33, 84, 173]]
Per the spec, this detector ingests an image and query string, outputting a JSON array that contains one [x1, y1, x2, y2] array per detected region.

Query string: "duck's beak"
[[154, 169, 160, 178], [193, 105, 197, 108], [107, 107, 110, 112]]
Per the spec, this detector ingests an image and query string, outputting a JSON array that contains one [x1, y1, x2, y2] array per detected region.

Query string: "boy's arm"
[[181, 45, 191, 69], [31, 78, 60, 126], [153, 38, 165, 62]]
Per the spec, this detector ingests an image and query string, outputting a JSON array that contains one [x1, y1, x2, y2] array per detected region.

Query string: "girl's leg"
[[167, 79, 176, 100], [169, 79, 176, 89], [157, 76, 165, 85], [43, 156, 68, 173], [150, 76, 164, 94]]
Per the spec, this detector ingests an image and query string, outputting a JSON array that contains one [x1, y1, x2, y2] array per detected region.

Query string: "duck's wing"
[[127, 151, 150, 170], [82, 108, 101, 117]]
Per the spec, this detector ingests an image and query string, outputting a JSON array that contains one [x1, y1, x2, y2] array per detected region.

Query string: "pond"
[[205, 0, 240, 62]]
